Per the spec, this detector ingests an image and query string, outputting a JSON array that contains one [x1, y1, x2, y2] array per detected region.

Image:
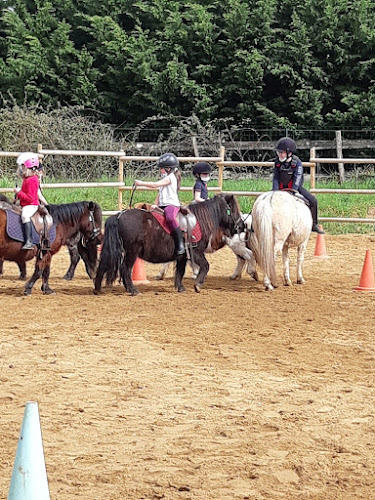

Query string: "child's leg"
[[298, 187, 324, 233], [21, 205, 38, 250], [164, 206, 185, 255]]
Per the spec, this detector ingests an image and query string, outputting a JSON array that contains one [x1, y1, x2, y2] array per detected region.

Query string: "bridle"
[[225, 200, 243, 234], [87, 207, 101, 241]]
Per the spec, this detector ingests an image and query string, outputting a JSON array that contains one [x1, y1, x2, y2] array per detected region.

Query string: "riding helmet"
[[275, 137, 297, 154], [193, 162, 212, 175], [156, 152, 179, 170], [16, 152, 40, 169]]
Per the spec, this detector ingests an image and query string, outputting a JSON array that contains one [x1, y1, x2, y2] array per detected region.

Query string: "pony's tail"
[[251, 195, 277, 287], [95, 216, 123, 289]]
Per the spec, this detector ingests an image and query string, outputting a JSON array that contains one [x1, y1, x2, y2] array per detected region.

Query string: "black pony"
[[94, 194, 244, 295]]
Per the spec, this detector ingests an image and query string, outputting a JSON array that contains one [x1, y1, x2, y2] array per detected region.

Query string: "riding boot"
[[22, 221, 34, 250], [172, 227, 186, 255], [310, 206, 325, 234]]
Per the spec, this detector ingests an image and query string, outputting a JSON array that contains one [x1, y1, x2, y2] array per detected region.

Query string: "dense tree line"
[[0, 0, 374, 129]]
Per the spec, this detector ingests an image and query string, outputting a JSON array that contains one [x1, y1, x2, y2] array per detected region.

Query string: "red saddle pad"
[[151, 211, 202, 243]]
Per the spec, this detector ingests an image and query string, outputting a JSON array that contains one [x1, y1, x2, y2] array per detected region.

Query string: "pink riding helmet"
[[16, 152, 40, 169]]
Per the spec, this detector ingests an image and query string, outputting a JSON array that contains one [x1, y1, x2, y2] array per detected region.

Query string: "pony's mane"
[[47, 201, 91, 225], [189, 195, 230, 238]]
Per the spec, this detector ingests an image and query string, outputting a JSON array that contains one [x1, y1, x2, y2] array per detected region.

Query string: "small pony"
[[94, 194, 244, 295], [0, 200, 103, 295], [249, 190, 312, 290], [155, 212, 256, 281]]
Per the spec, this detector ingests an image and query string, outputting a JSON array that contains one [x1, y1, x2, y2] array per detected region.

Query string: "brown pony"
[[0, 201, 103, 295], [0, 194, 98, 281]]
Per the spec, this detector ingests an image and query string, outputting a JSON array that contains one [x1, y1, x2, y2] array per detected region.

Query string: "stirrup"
[[22, 241, 34, 250]]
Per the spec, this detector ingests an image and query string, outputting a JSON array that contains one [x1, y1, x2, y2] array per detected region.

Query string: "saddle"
[[283, 190, 310, 207], [0, 201, 56, 248], [133, 203, 202, 243]]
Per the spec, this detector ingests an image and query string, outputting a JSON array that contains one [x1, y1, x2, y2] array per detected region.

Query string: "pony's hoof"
[[177, 286, 186, 293], [230, 274, 240, 280], [155, 275, 164, 281], [283, 280, 292, 287], [63, 275, 73, 281], [297, 278, 305, 285], [194, 284, 201, 293], [24, 289, 32, 296], [19, 276, 27, 281], [43, 289, 55, 295], [130, 290, 140, 296], [93, 289, 102, 295]]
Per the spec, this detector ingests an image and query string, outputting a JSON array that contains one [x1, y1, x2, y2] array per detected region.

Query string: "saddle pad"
[[5, 209, 56, 245], [151, 211, 202, 243]]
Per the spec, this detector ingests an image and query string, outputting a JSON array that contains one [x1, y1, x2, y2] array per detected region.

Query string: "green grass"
[[1, 176, 375, 235]]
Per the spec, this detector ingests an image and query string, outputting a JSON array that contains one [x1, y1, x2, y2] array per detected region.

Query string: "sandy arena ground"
[[0, 232, 374, 500]]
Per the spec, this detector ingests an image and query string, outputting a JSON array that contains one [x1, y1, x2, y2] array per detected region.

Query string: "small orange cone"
[[353, 250, 375, 292], [314, 225, 329, 259], [132, 258, 150, 284]]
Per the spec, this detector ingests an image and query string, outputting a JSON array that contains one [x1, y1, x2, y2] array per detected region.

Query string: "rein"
[[129, 183, 137, 209]]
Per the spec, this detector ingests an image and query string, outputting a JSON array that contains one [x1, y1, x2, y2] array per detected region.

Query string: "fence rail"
[[1, 145, 375, 222]]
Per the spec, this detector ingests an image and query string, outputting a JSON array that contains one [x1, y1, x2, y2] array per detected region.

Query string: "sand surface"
[[0, 233, 374, 499]]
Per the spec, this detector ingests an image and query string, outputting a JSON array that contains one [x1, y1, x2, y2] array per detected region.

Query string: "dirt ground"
[[0, 232, 374, 500]]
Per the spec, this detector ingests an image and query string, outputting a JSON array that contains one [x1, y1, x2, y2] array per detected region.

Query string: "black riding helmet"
[[193, 162, 212, 176], [157, 152, 179, 173], [275, 137, 297, 154]]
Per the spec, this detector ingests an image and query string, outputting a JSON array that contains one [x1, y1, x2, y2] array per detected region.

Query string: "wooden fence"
[[1, 145, 375, 223]]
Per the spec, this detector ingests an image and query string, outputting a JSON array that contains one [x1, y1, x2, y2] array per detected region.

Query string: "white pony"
[[250, 190, 312, 290]]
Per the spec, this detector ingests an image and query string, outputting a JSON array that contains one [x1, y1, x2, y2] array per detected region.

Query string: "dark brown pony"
[[94, 194, 244, 295], [0, 201, 103, 295], [0, 194, 97, 281]]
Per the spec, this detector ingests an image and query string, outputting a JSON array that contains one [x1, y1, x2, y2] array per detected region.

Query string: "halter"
[[88, 208, 101, 241]]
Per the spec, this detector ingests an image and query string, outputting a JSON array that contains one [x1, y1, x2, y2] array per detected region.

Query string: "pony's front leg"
[[296, 242, 308, 284], [193, 253, 209, 293], [155, 262, 171, 280], [24, 258, 44, 296], [174, 255, 187, 292], [230, 256, 246, 280], [282, 244, 292, 286], [63, 243, 80, 280], [41, 257, 55, 295]]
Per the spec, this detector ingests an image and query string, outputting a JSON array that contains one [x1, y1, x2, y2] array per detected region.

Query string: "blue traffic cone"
[[8, 401, 50, 500]]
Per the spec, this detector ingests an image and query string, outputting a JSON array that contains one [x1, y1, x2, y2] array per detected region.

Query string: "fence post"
[[335, 130, 345, 184], [118, 158, 124, 210], [218, 146, 225, 192], [310, 147, 316, 189]]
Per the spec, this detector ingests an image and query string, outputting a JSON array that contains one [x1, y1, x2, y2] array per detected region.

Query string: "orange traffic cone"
[[353, 250, 375, 292], [132, 258, 150, 284], [314, 225, 329, 259]]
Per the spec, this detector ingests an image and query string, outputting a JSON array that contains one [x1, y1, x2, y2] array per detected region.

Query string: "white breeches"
[[21, 205, 38, 223]]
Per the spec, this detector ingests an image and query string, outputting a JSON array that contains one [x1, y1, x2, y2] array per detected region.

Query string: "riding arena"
[[1, 149, 374, 499]]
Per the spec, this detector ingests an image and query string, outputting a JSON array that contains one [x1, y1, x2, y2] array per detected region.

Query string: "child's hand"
[[134, 180, 142, 187], [14, 187, 20, 194]]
